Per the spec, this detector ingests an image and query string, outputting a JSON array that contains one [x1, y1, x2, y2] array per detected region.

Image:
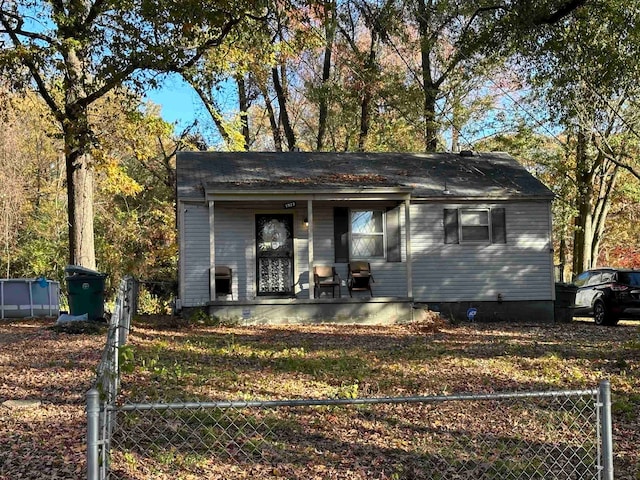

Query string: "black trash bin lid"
[[64, 265, 107, 277]]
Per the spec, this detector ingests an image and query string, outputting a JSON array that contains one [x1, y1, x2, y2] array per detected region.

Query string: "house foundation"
[[200, 297, 414, 325]]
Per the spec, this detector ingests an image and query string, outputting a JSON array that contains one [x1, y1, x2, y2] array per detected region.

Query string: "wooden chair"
[[214, 266, 233, 299], [313, 266, 342, 298], [348, 261, 374, 297]]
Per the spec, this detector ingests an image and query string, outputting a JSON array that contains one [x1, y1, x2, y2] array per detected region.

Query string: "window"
[[334, 207, 400, 262], [586, 273, 603, 287], [351, 210, 384, 258], [573, 271, 591, 287], [619, 272, 640, 286], [444, 207, 506, 244], [460, 210, 490, 242]]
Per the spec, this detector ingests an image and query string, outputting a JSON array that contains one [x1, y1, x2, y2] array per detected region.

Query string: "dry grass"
[[0, 318, 106, 480], [115, 316, 640, 479], [1, 316, 638, 479]]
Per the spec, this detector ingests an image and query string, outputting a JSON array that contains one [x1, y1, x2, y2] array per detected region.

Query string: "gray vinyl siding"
[[292, 208, 309, 297], [214, 207, 255, 299], [212, 202, 309, 299], [182, 203, 210, 307], [411, 202, 553, 302], [182, 200, 550, 304], [211, 202, 408, 299], [311, 203, 408, 297], [309, 206, 335, 263]]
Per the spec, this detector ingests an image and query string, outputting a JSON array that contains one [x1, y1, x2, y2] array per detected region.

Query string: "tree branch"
[[0, 9, 56, 43], [533, 0, 589, 25], [169, 17, 243, 72], [188, 79, 233, 147], [84, 0, 109, 29], [0, 13, 64, 121], [597, 135, 640, 181], [80, 64, 139, 107]]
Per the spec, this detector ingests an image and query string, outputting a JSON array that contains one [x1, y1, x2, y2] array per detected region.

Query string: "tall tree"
[[0, 91, 30, 276], [334, 0, 397, 151], [386, 0, 589, 152], [0, 0, 258, 268], [518, 0, 640, 274], [315, 0, 337, 150]]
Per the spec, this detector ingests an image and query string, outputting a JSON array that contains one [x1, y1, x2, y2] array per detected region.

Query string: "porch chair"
[[313, 266, 342, 298], [214, 266, 233, 299], [347, 261, 374, 297]]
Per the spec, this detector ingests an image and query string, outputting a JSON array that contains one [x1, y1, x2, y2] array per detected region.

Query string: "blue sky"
[[144, 73, 204, 129], [144, 73, 237, 148]]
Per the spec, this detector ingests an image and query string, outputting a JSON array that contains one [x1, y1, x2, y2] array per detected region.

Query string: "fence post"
[[599, 379, 614, 480], [87, 388, 100, 480]]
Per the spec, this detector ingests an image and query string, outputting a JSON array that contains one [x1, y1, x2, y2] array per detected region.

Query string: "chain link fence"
[[101, 386, 612, 480], [87, 281, 614, 479], [86, 276, 137, 479]]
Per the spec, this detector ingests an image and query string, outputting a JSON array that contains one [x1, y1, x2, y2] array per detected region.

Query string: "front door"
[[256, 214, 294, 296]]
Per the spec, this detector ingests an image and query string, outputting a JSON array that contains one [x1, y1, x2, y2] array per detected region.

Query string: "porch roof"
[[177, 151, 554, 201]]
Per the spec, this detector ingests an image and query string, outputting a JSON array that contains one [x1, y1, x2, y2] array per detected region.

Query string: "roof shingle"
[[177, 151, 553, 200]]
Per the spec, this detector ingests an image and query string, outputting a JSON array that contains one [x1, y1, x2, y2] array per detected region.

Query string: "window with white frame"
[[460, 209, 490, 242], [351, 210, 385, 258]]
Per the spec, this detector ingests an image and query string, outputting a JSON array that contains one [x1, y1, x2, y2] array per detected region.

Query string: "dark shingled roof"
[[177, 151, 553, 200]]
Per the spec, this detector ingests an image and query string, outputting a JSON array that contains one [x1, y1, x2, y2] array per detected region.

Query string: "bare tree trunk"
[[451, 127, 460, 153], [316, 0, 336, 151], [64, 124, 96, 269], [357, 92, 371, 152], [572, 129, 593, 274], [572, 125, 623, 274], [559, 235, 567, 282], [63, 45, 96, 269], [423, 88, 439, 152], [358, 34, 377, 152], [237, 74, 250, 150], [271, 67, 296, 151], [573, 129, 597, 274], [416, 0, 439, 152], [591, 161, 619, 266], [256, 79, 283, 151]]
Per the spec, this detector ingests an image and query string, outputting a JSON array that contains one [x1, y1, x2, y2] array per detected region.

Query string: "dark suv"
[[572, 268, 640, 325]]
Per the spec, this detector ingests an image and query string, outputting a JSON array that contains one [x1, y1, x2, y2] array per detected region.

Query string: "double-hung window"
[[334, 207, 401, 262], [460, 209, 490, 242], [444, 207, 506, 244], [351, 210, 385, 258]]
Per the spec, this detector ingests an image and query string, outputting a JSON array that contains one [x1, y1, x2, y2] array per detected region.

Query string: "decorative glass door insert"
[[256, 214, 294, 296]]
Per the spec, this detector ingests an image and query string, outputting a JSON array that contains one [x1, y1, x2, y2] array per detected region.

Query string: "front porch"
[[205, 297, 415, 325]]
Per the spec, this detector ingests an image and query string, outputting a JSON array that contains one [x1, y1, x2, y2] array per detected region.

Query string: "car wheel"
[[593, 301, 617, 326]]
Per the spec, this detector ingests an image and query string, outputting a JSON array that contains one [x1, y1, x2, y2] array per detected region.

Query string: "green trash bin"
[[65, 266, 107, 321]]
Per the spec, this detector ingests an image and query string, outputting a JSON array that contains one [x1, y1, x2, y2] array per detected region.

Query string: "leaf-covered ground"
[[0, 319, 105, 480], [1, 317, 639, 479], [114, 317, 640, 480]]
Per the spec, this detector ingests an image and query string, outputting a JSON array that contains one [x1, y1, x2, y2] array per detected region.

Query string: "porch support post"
[[405, 197, 412, 297], [209, 200, 216, 301], [307, 200, 314, 299]]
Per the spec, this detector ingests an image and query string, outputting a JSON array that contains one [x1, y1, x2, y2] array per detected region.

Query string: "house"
[[176, 151, 555, 324]]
